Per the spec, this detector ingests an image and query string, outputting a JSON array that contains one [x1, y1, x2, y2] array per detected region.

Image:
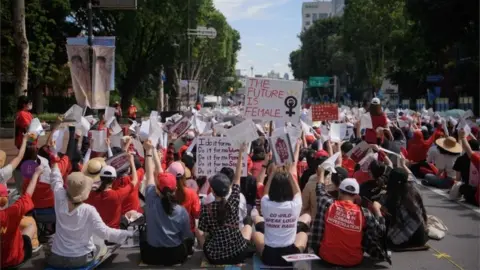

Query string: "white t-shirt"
[[0, 164, 13, 185], [261, 193, 302, 248], [203, 189, 247, 227], [427, 146, 459, 178], [49, 167, 132, 257]]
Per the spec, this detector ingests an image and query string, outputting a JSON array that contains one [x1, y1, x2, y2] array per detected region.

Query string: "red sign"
[[311, 104, 338, 121]]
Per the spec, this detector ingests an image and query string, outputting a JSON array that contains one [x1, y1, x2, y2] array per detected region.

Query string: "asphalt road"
[[2, 136, 479, 270]]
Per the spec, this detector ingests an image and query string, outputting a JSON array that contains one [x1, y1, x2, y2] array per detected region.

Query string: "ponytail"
[[96, 176, 114, 192], [175, 175, 186, 204], [216, 197, 227, 225], [161, 188, 177, 216]]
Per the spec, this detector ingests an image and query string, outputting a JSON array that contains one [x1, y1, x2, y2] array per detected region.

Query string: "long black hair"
[[386, 168, 426, 225], [268, 171, 294, 203], [17, 96, 31, 111], [210, 173, 231, 225], [161, 187, 177, 216], [97, 176, 115, 192]]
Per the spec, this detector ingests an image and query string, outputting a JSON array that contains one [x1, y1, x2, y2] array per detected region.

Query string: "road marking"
[[414, 180, 480, 215], [428, 245, 465, 270]]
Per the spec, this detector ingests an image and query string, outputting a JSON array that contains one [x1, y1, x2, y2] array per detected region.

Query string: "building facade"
[[331, 0, 345, 16], [301, 1, 332, 32]]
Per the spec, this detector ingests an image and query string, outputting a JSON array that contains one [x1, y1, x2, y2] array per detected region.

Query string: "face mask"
[[27, 104, 33, 111]]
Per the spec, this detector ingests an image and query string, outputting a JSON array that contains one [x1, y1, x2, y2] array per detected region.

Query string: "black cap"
[[332, 167, 349, 187]]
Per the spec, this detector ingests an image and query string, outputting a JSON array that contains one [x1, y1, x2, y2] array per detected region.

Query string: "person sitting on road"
[[310, 167, 389, 267], [197, 144, 253, 265], [1, 165, 42, 268], [384, 165, 428, 250], [46, 159, 132, 269], [85, 161, 138, 230], [166, 161, 200, 254], [453, 139, 480, 205], [140, 140, 193, 266], [458, 130, 480, 206], [252, 168, 311, 267], [423, 136, 462, 189]]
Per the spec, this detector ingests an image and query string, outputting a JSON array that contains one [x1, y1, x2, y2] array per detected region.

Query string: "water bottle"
[[127, 227, 134, 246], [133, 228, 140, 246]]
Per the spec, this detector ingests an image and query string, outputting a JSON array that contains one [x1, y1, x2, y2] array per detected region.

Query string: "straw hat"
[[82, 157, 106, 181], [435, 136, 462, 154], [67, 172, 93, 203]]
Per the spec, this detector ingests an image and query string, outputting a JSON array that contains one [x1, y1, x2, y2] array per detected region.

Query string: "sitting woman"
[[385, 161, 428, 250], [423, 136, 462, 189], [0, 166, 42, 268], [85, 161, 138, 229], [252, 167, 311, 267], [46, 158, 132, 268], [140, 141, 193, 266], [198, 144, 253, 265]]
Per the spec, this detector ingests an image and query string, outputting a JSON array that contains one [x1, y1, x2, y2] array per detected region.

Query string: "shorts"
[[205, 248, 248, 265], [140, 241, 188, 266], [255, 221, 309, 234], [261, 244, 300, 266]]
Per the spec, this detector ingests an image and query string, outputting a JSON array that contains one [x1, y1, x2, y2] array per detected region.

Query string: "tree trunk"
[[12, 0, 29, 97], [157, 67, 164, 112]]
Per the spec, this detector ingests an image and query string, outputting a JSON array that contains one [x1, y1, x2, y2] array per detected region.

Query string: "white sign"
[[168, 117, 192, 138], [225, 119, 259, 149], [195, 137, 247, 177], [243, 78, 303, 123], [347, 141, 370, 163], [106, 152, 130, 173], [91, 130, 107, 152]]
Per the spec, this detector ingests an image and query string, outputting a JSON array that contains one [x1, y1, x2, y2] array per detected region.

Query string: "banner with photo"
[[66, 45, 91, 108], [179, 80, 198, 108], [92, 46, 115, 109]]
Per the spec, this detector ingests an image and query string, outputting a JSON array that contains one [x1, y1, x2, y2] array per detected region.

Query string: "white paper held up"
[[225, 119, 259, 149], [91, 130, 108, 152], [329, 123, 347, 143], [28, 118, 45, 136], [319, 152, 341, 173], [64, 104, 84, 121], [360, 112, 373, 130], [52, 127, 67, 153]]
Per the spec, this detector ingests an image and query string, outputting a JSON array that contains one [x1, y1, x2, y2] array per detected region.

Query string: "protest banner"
[[92, 46, 115, 109], [168, 117, 192, 138], [195, 137, 247, 177], [225, 119, 259, 149], [243, 78, 303, 123], [311, 104, 339, 121], [106, 152, 130, 173], [347, 141, 370, 163], [269, 133, 294, 166]]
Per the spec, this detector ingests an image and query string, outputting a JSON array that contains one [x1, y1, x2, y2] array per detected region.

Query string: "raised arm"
[[459, 129, 474, 158], [144, 140, 155, 187], [233, 143, 247, 186], [6, 133, 29, 172], [25, 166, 43, 196]]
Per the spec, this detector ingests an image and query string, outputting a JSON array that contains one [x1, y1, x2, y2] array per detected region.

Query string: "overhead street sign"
[[308, 76, 331, 87], [188, 26, 217, 39], [92, 0, 137, 10]]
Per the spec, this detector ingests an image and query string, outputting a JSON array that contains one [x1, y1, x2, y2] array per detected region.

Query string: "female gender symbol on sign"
[[284, 96, 297, 117]]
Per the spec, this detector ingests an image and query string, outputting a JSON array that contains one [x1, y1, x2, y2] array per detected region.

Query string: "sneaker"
[[32, 244, 43, 253]]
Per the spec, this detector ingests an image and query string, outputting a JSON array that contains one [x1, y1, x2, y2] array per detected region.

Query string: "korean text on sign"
[[195, 137, 247, 177], [243, 78, 303, 123], [311, 104, 339, 121]]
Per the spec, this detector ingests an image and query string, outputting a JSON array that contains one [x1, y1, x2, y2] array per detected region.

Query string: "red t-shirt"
[[180, 187, 201, 232], [364, 114, 387, 144], [178, 141, 191, 160], [85, 183, 134, 229], [113, 168, 145, 215], [128, 106, 137, 119], [250, 161, 263, 179], [319, 200, 365, 267], [342, 157, 356, 177], [297, 161, 308, 179], [15, 110, 33, 149], [353, 170, 371, 185], [22, 156, 70, 209], [0, 194, 34, 267]]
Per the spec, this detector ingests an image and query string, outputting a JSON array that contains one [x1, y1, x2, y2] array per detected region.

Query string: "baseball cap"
[[315, 150, 329, 159], [167, 161, 185, 177], [156, 173, 177, 191], [209, 173, 231, 197], [186, 130, 195, 140], [371, 97, 380, 105], [339, 178, 360, 195], [100, 165, 117, 178]]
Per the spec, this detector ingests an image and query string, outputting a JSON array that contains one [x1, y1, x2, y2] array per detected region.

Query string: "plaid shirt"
[[309, 183, 390, 262]]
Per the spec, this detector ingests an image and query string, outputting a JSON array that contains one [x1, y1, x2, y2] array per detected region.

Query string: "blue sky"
[[213, 0, 302, 78]]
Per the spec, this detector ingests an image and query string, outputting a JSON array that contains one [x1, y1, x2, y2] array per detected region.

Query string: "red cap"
[[315, 150, 329, 158], [306, 135, 315, 145], [156, 173, 177, 191], [0, 184, 8, 197]]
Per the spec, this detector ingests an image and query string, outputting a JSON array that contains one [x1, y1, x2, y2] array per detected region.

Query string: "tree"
[[11, 0, 29, 96]]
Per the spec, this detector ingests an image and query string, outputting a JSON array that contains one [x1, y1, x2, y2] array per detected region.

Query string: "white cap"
[[100, 165, 117, 178], [186, 130, 195, 140], [339, 178, 360, 195], [371, 97, 381, 105]]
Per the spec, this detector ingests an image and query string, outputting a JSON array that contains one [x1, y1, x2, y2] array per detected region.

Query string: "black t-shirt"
[[453, 154, 471, 184]]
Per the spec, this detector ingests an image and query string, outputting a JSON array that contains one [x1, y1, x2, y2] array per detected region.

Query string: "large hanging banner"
[[92, 46, 115, 109], [179, 80, 198, 108], [66, 45, 91, 108], [243, 78, 303, 123]]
